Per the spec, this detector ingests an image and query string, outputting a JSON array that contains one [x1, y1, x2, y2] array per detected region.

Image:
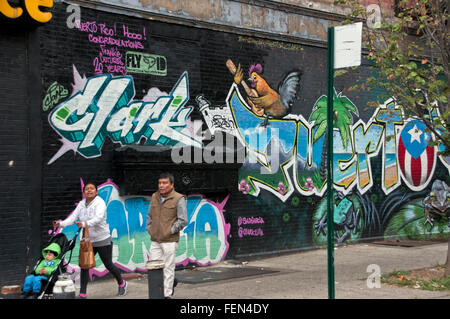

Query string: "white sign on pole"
[[334, 22, 362, 69]]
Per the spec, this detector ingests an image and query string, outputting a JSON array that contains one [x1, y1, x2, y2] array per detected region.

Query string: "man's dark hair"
[[158, 172, 174, 184]]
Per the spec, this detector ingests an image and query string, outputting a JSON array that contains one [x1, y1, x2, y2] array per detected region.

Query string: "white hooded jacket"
[[60, 196, 111, 243]]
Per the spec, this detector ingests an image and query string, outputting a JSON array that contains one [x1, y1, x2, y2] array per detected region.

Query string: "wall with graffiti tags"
[[59, 180, 230, 279], [36, 3, 449, 280]]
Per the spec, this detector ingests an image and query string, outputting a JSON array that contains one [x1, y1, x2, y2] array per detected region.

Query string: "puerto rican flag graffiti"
[[397, 120, 436, 189]]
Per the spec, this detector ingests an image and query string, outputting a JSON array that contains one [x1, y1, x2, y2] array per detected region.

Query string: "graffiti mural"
[[423, 180, 450, 228], [40, 2, 449, 263], [313, 191, 364, 245], [226, 59, 301, 126], [74, 19, 146, 75], [42, 82, 69, 111], [45, 62, 449, 248], [45, 60, 448, 198], [198, 60, 449, 244], [126, 51, 167, 76], [200, 61, 449, 200], [47, 67, 201, 164], [237, 216, 265, 238], [60, 180, 230, 279]]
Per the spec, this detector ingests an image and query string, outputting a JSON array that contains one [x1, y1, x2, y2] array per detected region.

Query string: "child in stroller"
[[21, 243, 61, 299], [20, 229, 80, 299]]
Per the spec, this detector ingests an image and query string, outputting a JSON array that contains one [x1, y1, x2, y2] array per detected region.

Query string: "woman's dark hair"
[[83, 182, 98, 191]]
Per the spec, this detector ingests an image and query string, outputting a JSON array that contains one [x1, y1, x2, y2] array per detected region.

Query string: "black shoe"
[[171, 277, 178, 296]]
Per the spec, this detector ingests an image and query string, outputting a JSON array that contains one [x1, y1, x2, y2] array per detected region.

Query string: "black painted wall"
[[37, 4, 335, 262], [0, 26, 41, 286], [37, 4, 450, 261]]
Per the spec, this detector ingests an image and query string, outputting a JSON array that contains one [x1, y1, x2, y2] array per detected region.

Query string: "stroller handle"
[[50, 224, 82, 236], [67, 227, 82, 250]]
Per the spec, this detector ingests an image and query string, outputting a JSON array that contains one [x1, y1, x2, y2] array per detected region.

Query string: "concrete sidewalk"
[[84, 241, 450, 299]]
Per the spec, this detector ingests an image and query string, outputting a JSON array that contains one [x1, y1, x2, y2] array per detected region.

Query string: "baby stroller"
[[27, 227, 81, 299]]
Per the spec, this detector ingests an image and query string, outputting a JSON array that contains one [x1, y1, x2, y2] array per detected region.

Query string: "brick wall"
[[0, 26, 41, 286], [39, 3, 448, 260], [38, 4, 336, 260]]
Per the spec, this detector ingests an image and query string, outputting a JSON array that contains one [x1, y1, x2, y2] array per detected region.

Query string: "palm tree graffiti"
[[309, 89, 359, 183]]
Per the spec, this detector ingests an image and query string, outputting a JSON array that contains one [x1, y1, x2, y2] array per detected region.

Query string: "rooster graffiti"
[[226, 60, 301, 127]]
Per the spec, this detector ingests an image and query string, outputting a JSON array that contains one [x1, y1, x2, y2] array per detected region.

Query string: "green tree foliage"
[[334, 0, 449, 155], [311, 90, 358, 149], [310, 90, 358, 181]]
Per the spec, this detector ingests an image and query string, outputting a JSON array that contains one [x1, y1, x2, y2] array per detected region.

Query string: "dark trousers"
[[80, 244, 123, 294]]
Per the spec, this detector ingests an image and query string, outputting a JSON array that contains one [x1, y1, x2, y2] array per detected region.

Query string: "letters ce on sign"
[[0, 0, 53, 23]]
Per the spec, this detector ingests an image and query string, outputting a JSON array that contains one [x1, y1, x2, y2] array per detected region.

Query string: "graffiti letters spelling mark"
[[48, 72, 201, 161], [61, 180, 230, 276], [126, 52, 167, 76], [42, 82, 69, 111]]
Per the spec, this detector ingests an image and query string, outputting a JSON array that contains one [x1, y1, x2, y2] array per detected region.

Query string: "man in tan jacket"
[[146, 172, 187, 298]]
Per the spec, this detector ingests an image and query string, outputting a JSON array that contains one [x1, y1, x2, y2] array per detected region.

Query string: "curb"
[[1, 285, 22, 299]]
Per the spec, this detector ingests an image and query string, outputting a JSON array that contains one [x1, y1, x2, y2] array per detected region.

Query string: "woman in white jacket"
[[53, 183, 127, 298]]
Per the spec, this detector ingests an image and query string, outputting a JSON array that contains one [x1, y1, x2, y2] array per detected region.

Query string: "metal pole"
[[146, 260, 165, 299], [326, 26, 335, 300]]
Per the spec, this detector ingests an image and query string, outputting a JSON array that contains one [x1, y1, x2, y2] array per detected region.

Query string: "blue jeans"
[[23, 275, 48, 293]]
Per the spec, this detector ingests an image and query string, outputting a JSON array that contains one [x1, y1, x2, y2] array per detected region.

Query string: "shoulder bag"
[[79, 222, 96, 269]]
